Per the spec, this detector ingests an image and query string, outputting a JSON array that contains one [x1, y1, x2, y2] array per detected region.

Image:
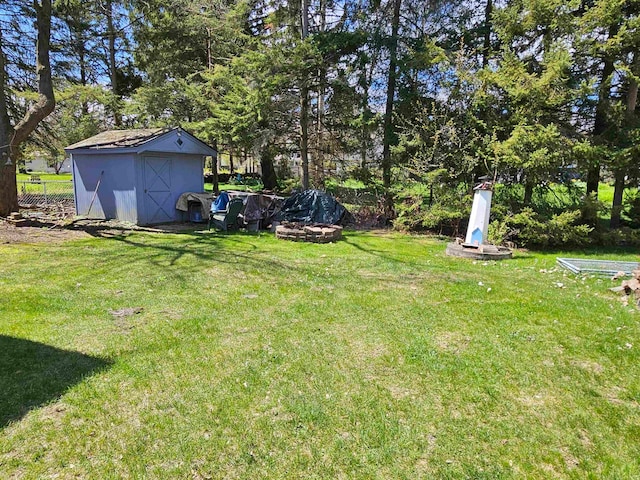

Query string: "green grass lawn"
[[204, 182, 263, 193], [1, 231, 639, 478], [16, 172, 72, 182]]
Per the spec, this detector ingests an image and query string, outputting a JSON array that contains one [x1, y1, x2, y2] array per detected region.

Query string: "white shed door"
[[144, 157, 173, 224]]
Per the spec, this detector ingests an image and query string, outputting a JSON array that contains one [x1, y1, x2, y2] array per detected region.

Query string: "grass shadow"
[[65, 223, 299, 280], [0, 335, 112, 429], [342, 233, 411, 264]]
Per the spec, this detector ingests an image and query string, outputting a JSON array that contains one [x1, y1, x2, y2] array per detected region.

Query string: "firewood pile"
[[6, 212, 38, 227], [612, 269, 640, 308]]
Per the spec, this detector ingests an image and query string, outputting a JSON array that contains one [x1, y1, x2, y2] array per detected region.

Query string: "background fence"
[[17, 180, 75, 208]]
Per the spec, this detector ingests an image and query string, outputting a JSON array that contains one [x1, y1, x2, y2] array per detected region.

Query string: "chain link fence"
[[17, 180, 75, 208]]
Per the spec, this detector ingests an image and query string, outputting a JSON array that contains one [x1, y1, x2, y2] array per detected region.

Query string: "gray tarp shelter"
[[66, 127, 216, 225]]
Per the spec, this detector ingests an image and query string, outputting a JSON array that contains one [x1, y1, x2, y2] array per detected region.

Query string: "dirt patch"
[[571, 359, 604, 375], [347, 337, 389, 362], [108, 307, 144, 318], [0, 220, 90, 244], [560, 447, 580, 469], [38, 403, 69, 427], [0, 216, 200, 245], [385, 383, 417, 399], [434, 331, 470, 355], [603, 386, 640, 409]]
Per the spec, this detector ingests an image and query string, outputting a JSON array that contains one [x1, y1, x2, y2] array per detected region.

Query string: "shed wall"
[[72, 153, 138, 223], [136, 154, 204, 225], [141, 131, 215, 156]]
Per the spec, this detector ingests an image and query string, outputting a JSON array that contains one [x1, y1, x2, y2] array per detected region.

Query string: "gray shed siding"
[[72, 153, 138, 223], [135, 154, 204, 225], [140, 131, 213, 157], [68, 128, 212, 225]]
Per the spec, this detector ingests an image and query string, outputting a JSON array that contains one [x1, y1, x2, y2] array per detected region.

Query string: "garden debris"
[[109, 307, 144, 318], [7, 212, 24, 224], [612, 269, 640, 309], [6, 212, 39, 227], [612, 271, 627, 281]]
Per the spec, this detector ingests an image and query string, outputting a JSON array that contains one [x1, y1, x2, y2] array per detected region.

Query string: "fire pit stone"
[[276, 222, 342, 243]]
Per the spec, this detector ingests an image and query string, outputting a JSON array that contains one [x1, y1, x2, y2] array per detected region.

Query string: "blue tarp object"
[[211, 191, 230, 212]]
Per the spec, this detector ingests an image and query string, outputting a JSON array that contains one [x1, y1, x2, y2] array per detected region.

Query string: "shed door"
[[144, 156, 173, 224]]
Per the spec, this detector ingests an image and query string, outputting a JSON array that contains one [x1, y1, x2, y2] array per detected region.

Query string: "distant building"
[[24, 154, 72, 174]]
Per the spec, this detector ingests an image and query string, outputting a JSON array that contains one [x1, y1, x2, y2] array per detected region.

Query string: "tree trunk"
[[0, 151, 18, 218], [212, 140, 219, 194], [314, 0, 327, 186], [77, 25, 89, 115], [381, 0, 402, 209], [586, 25, 618, 197], [261, 146, 277, 191], [359, 65, 370, 169], [79, 43, 87, 86], [482, 0, 492, 68], [0, 25, 17, 216], [0, 0, 55, 217], [300, 90, 310, 189], [106, 0, 121, 127], [300, 0, 310, 190], [523, 181, 534, 205], [610, 56, 638, 229], [206, 27, 213, 70], [610, 170, 625, 229], [315, 88, 324, 185]]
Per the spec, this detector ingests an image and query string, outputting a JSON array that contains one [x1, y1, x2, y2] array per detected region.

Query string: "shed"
[[65, 127, 216, 225]]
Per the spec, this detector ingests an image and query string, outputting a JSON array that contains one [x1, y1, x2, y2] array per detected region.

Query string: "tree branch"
[[12, 0, 55, 148]]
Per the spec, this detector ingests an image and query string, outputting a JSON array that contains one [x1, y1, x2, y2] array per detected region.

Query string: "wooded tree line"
[[1, 0, 639, 235]]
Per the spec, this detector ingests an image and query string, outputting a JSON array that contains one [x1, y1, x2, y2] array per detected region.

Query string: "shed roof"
[[66, 128, 170, 150], [65, 127, 217, 156]]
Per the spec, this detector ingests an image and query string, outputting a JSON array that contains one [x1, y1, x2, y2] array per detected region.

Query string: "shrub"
[[346, 166, 374, 186], [592, 227, 640, 247], [491, 182, 585, 220], [580, 193, 607, 227], [489, 208, 592, 247], [393, 189, 470, 236], [277, 178, 301, 195], [203, 170, 232, 184], [487, 219, 512, 246], [623, 190, 640, 228]]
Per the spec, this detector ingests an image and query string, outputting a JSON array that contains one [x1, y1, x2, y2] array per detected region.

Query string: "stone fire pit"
[[275, 222, 343, 243]]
